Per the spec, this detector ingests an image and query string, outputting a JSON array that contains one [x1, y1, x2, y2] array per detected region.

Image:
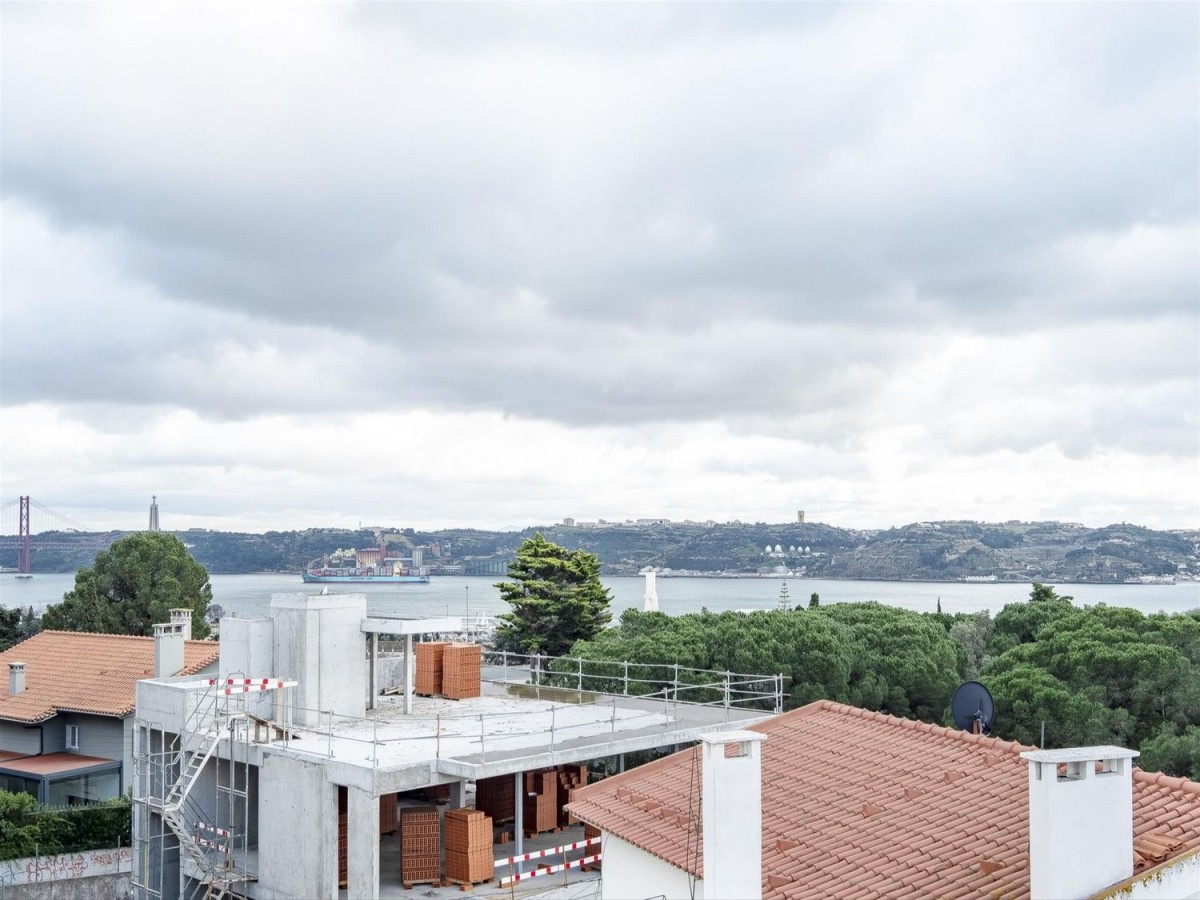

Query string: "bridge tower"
[[18, 496, 31, 575], [148, 495, 160, 532]]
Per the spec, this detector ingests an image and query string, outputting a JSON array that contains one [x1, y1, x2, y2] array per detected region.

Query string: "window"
[[65, 724, 80, 750]]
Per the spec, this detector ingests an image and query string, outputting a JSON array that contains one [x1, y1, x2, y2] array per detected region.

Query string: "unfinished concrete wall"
[[219, 616, 275, 719], [270, 594, 367, 727], [257, 752, 337, 900], [0, 875, 131, 900]]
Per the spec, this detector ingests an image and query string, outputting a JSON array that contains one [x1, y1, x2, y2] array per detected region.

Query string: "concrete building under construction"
[[131, 592, 779, 900]]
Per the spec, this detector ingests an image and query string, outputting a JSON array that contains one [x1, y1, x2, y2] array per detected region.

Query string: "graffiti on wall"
[[0, 847, 131, 886]]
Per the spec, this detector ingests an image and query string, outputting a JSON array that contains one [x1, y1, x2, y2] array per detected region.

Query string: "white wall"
[[1102, 852, 1200, 900], [600, 834, 701, 900]]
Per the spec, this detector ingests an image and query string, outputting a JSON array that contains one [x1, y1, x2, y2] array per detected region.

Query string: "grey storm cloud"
[[1, 2, 1197, 451]]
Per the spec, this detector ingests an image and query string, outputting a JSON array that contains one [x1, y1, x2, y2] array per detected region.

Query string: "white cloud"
[[1, 3, 1196, 532]]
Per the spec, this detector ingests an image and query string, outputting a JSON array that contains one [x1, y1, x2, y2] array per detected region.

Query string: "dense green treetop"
[[975, 584, 1200, 774], [987, 582, 1075, 654], [568, 602, 963, 720], [41, 532, 212, 638], [494, 534, 612, 656]]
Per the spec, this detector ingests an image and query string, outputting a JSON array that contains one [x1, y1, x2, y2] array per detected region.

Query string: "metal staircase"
[[155, 684, 254, 900]]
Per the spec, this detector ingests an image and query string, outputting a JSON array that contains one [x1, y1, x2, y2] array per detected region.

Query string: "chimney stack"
[[169, 608, 193, 641], [8, 663, 26, 696], [153, 622, 186, 678], [702, 730, 767, 900], [1020, 746, 1139, 900]]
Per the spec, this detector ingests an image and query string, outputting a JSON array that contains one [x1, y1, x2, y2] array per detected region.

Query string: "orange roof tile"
[[567, 699, 1200, 900], [0, 631, 219, 723], [0, 752, 118, 776]]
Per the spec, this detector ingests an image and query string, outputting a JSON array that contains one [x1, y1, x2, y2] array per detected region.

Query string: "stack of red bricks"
[[415, 641, 448, 696], [583, 822, 602, 870], [523, 769, 558, 835], [475, 774, 515, 824], [444, 807, 495, 887], [417, 783, 451, 804], [400, 806, 441, 888], [379, 792, 397, 835], [555, 765, 588, 827], [443, 643, 482, 699]]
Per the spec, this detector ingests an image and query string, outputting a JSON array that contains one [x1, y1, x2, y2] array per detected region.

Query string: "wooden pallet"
[[402, 878, 441, 889], [445, 876, 493, 892]]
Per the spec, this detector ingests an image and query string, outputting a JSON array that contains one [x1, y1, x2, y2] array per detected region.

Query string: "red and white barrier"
[[494, 836, 601, 869], [498, 853, 602, 887], [206, 677, 296, 695]]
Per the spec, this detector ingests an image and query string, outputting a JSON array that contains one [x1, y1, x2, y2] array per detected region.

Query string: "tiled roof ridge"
[[803, 698, 1037, 755], [31, 629, 215, 646], [1134, 768, 1200, 796]]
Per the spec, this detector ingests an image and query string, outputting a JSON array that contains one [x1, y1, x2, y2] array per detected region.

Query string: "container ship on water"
[[301, 569, 429, 584], [302, 544, 430, 584]]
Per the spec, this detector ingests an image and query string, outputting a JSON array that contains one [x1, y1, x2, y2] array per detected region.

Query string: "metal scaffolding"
[[132, 678, 293, 900]]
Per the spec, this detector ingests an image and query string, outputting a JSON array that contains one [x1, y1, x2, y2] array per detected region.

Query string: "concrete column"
[[346, 787, 380, 900], [258, 754, 337, 899], [514, 771, 524, 872], [369, 634, 378, 711], [448, 780, 465, 809], [404, 635, 414, 714]]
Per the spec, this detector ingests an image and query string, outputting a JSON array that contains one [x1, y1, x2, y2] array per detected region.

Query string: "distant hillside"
[[3, 520, 1197, 585]]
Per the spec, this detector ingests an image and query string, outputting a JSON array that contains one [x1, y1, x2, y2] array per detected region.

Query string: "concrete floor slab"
[[269, 681, 773, 784]]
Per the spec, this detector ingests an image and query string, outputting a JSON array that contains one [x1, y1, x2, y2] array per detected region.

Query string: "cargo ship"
[[301, 569, 430, 584], [302, 544, 430, 584]]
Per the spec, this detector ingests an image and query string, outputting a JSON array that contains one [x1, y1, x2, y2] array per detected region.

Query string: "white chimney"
[[169, 608, 193, 641], [153, 622, 186, 678], [1020, 746, 1139, 900], [702, 730, 766, 900], [8, 663, 26, 696]]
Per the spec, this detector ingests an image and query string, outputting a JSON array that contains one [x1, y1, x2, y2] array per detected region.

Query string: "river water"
[[3, 572, 1198, 620]]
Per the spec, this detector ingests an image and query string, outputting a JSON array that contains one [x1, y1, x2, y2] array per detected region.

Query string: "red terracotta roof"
[[0, 631, 219, 723], [0, 752, 118, 775], [567, 700, 1200, 900]]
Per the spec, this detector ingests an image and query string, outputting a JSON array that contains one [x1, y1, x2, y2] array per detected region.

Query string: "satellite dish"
[[951, 681, 995, 734]]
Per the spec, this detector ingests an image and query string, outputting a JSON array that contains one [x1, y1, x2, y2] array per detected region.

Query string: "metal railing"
[[481, 650, 784, 713], [252, 652, 781, 768]]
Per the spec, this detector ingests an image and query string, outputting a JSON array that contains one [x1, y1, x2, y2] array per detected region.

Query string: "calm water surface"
[[3, 573, 1198, 619]]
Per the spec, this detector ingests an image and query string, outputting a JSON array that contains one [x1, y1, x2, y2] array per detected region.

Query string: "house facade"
[[0, 616, 219, 805], [568, 700, 1200, 900]]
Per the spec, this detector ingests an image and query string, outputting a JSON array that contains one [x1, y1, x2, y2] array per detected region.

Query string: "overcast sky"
[[1, 2, 1197, 535]]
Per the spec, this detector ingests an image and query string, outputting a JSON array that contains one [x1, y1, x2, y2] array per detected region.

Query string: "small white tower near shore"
[[642, 570, 660, 612]]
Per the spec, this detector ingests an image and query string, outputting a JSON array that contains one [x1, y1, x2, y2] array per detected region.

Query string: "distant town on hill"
[[4, 519, 1199, 584]]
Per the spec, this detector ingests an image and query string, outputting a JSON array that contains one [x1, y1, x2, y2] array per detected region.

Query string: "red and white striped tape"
[[196, 836, 227, 850], [195, 821, 230, 838], [494, 836, 601, 868], [499, 853, 601, 886], [206, 677, 291, 695]]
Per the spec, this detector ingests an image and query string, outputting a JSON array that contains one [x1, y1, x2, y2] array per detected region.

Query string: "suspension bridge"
[[0, 497, 119, 576]]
